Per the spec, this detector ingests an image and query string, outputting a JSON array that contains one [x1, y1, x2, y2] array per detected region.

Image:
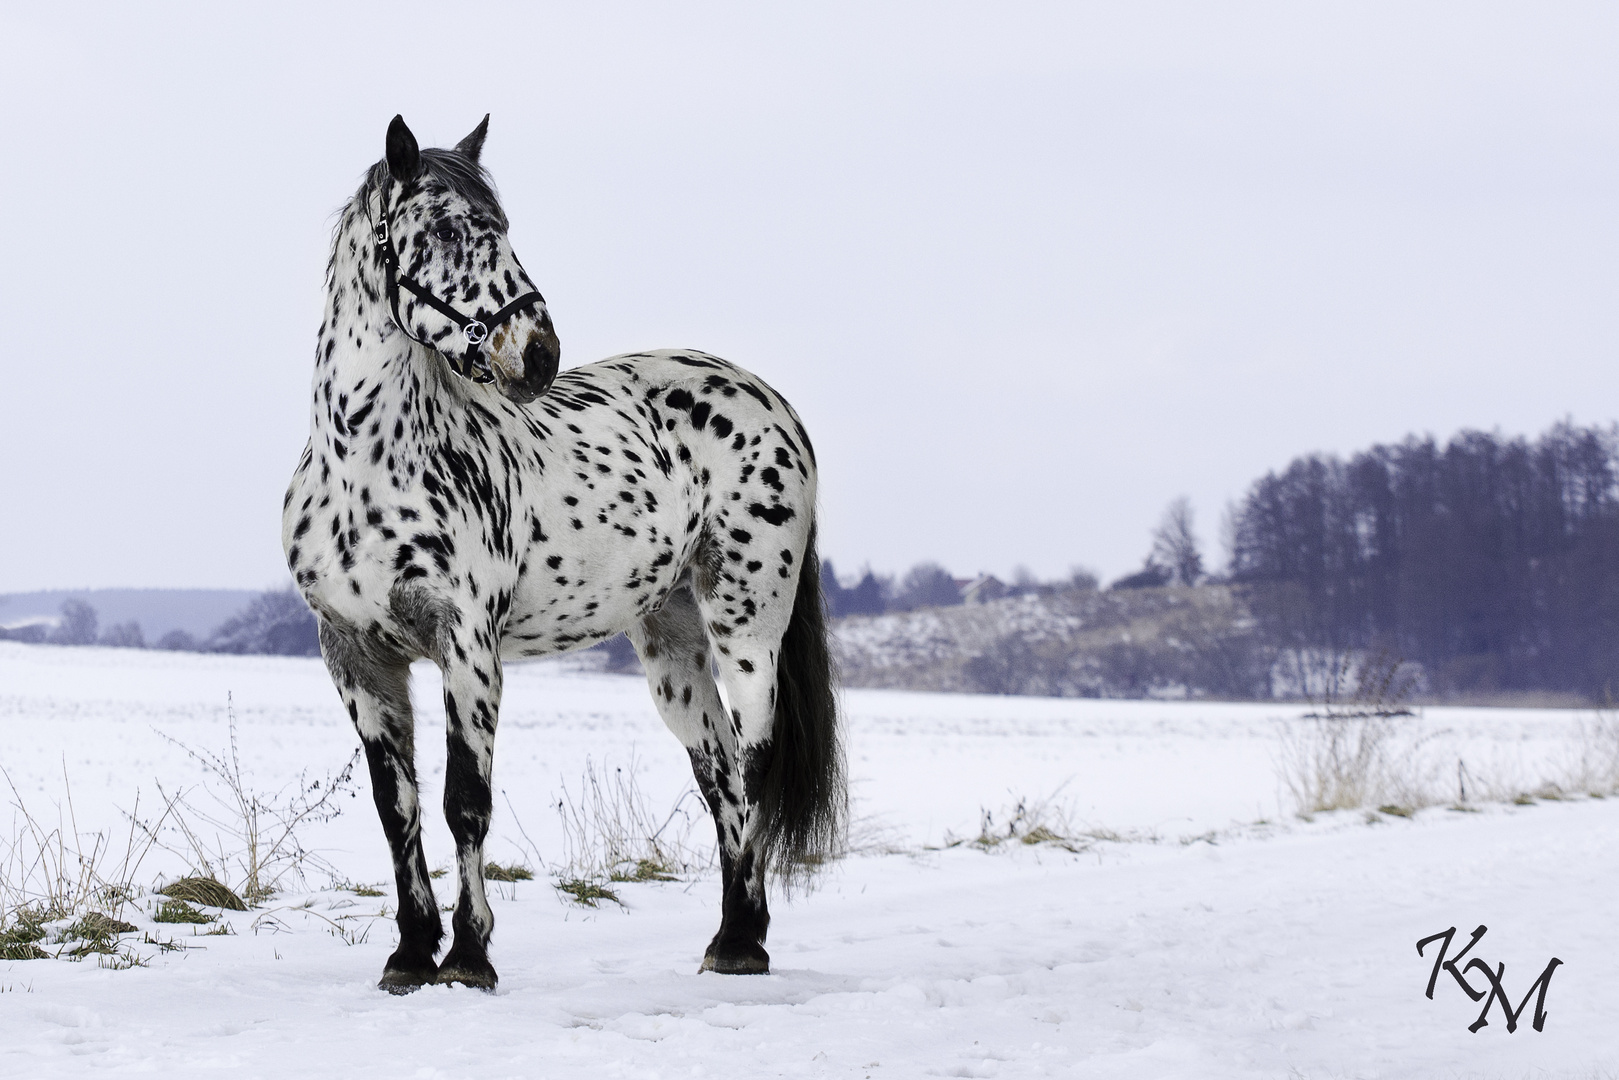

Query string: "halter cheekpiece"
[[369, 178, 544, 384]]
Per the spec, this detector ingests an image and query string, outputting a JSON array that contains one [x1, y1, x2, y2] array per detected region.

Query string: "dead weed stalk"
[[548, 756, 712, 906], [138, 694, 360, 903]]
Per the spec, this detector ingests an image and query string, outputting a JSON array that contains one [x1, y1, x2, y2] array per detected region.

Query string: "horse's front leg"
[[319, 628, 442, 993], [434, 643, 504, 990]]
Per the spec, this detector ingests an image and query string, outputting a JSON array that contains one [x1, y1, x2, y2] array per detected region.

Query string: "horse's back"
[[542, 351, 808, 439]]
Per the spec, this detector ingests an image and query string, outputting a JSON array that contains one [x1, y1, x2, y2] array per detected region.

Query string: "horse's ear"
[[386, 115, 422, 182], [455, 114, 490, 163]]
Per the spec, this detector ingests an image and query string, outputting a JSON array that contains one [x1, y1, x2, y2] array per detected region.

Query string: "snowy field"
[[1, 641, 1616, 1078]]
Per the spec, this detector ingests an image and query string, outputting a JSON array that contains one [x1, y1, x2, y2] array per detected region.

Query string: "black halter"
[[369, 179, 545, 384]]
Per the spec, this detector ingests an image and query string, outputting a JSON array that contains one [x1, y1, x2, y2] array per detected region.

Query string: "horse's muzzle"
[[503, 319, 561, 404]]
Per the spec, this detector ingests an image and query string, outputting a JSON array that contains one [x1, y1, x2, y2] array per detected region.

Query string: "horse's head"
[[365, 114, 560, 404]]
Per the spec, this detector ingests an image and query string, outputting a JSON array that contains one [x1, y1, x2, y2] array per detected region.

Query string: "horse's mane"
[[352, 148, 509, 230]]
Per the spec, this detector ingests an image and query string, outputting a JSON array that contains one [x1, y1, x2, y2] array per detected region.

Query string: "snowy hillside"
[[833, 585, 1268, 699]]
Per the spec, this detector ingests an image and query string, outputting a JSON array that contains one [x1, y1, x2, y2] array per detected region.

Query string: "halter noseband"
[[369, 178, 545, 384]]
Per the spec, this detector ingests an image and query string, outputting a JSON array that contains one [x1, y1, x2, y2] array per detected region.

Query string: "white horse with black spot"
[[283, 114, 843, 993]]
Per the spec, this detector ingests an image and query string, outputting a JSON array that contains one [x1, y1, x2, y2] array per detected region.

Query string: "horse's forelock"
[[354, 148, 508, 231]]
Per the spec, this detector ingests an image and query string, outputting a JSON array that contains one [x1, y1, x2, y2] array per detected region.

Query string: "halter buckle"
[[463, 320, 488, 345]]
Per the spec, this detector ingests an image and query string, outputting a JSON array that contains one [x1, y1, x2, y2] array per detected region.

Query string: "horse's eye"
[[435, 227, 457, 241]]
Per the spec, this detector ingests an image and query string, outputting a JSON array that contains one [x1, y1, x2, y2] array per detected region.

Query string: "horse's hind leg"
[[434, 644, 504, 991], [627, 586, 758, 971], [699, 632, 782, 974], [319, 627, 442, 993]]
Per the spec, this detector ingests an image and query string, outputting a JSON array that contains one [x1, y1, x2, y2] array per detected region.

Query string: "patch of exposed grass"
[[1, 906, 48, 946], [2, 906, 55, 960], [609, 857, 676, 883], [153, 900, 214, 925], [1, 941, 49, 961], [97, 949, 148, 970], [145, 932, 189, 952], [159, 876, 246, 911], [64, 913, 138, 937], [344, 883, 386, 897], [943, 790, 1113, 854], [555, 878, 621, 908], [483, 862, 534, 882], [429, 868, 447, 880], [58, 912, 140, 959], [1376, 805, 1413, 818]]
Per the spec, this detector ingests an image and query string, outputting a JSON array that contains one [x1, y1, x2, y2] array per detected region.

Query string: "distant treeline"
[[819, 560, 1101, 617], [15, 417, 1619, 705], [1230, 420, 1619, 697], [0, 590, 320, 657]]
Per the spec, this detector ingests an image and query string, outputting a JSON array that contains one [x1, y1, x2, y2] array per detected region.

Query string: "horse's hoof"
[[436, 948, 498, 991], [378, 966, 435, 994], [436, 965, 498, 991], [699, 941, 770, 974]]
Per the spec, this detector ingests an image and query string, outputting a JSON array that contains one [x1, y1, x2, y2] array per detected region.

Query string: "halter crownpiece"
[[368, 179, 544, 383]]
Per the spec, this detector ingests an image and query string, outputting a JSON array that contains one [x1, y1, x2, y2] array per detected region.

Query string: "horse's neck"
[[310, 204, 443, 490]]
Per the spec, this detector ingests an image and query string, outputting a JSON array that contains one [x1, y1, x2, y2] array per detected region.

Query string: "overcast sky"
[[2, 2, 1616, 592]]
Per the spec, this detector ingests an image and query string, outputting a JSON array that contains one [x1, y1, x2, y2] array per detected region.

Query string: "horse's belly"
[[503, 511, 690, 657]]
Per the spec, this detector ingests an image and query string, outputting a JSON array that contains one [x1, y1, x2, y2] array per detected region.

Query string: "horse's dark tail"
[[759, 520, 845, 883]]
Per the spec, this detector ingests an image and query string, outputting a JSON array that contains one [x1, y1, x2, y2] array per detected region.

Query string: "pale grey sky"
[[3, 2, 1616, 591]]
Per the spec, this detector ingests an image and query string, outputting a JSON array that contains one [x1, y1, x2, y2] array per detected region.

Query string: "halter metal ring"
[[463, 319, 488, 345]]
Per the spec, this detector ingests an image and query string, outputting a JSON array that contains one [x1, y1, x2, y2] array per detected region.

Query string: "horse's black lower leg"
[[701, 636, 787, 975], [686, 749, 770, 973], [701, 775, 772, 974], [435, 663, 501, 990], [359, 733, 443, 991], [320, 628, 442, 993]]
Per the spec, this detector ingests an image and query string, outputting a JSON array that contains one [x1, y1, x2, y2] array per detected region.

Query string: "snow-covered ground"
[[1, 641, 1615, 1078]]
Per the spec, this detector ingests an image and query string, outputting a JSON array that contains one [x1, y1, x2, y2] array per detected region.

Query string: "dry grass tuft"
[[482, 862, 533, 882], [545, 757, 711, 906], [554, 878, 620, 908], [1275, 651, 1435, 815], [1, 940, 50, 961], [609, 857, 678, 883], [153, 899, 214, 925], [944, 788, 1127, 854], [159, 876, 246, 911], [1, 906, 51, 960]]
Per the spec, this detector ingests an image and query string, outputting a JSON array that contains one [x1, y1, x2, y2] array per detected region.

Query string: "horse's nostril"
[[524, 336, 560, 388]]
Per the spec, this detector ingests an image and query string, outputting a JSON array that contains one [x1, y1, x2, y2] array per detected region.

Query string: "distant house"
[[1111, 563, 1173, 590], [0, 617, 52, 643], [961, 575, 1008, 605]]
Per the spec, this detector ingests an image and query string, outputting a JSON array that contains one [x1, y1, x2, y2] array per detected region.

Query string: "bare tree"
[[49, 599, 99, 645], [100, 621, 145, 649], [1150, 496, 1204, 586], [891, 562, 962, 611]]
